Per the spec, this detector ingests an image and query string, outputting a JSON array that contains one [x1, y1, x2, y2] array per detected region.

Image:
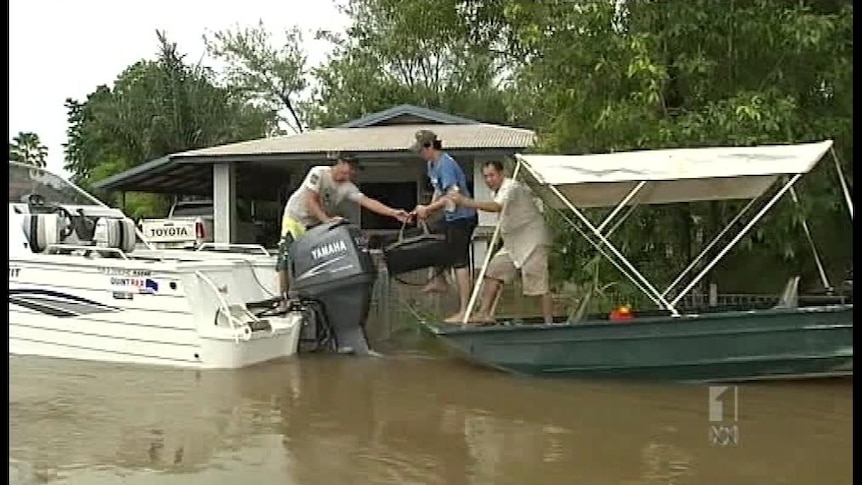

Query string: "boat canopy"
[[462, 139, 847, 323], [515, 140, 834, 208]]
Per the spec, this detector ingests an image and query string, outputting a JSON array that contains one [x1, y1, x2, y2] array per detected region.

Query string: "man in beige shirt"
[[448, 160, 554, 324]]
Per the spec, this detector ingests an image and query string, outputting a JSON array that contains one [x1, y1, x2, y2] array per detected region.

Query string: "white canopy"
[[516, 140, 833, 208]]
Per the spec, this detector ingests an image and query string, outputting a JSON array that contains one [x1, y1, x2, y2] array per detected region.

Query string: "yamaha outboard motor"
[[288, 219, 377, 354]]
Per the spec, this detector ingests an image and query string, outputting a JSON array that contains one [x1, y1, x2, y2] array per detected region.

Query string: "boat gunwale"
[[420, 303, 854, 336], [10, 252, 274, 275]]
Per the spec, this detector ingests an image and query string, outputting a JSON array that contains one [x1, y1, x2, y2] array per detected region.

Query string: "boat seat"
[[93, 217, 137, 254], [773, 276, 800, 309], [21, 213, 63, 253]]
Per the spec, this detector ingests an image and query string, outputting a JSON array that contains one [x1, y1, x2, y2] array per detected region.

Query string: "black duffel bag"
[[383, 220, 451, 276]]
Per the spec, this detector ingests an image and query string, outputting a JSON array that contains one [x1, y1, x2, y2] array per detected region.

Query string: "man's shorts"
[[444, 216, 478, 270], [275, 217, 307, 272], [485, 245, 550, 296]]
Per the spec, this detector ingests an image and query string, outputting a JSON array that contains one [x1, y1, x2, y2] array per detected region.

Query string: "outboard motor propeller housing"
[[288, 220, 377, 354]]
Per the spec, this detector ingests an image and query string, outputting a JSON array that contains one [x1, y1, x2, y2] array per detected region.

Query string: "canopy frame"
[[462, 141, 845, 324]]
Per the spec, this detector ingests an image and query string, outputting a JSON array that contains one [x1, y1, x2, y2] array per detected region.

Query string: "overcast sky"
[[9, 0, 350, 177]]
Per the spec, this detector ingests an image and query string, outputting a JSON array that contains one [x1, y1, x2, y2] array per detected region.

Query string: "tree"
[[9, 131, 48, 167], [499, 0, 853, 302], [200, 2, 514, 130], [305, 0, 514, 128], [63, 31, 279, 218], [204, 21, 308, 133]]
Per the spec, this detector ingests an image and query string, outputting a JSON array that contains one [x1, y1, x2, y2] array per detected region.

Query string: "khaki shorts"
[[485, 246, 550, 296]]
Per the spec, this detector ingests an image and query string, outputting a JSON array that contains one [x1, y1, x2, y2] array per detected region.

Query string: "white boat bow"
[[8, 161, 300, 369]]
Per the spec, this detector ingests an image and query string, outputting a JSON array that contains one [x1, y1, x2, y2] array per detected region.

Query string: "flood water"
[[9, 338, 853, 485]]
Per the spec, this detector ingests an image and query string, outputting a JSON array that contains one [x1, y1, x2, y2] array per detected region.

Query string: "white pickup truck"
[[140, 199, 260, 250]]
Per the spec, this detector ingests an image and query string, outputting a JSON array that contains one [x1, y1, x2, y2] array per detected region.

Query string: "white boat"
[[8, 161, 303, 369]]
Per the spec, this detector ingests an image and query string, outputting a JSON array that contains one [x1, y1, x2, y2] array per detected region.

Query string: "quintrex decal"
[[110, 277, 159, 294], [9, 289, 121, 318], [99, 267, 152, 277]]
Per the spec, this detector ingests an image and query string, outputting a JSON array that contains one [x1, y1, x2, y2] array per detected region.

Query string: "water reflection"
[[9, 354, 852, 485]]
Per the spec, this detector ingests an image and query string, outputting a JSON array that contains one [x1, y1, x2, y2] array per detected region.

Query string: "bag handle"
[[397, 219, 431, 242], [398, 219, 409, 242]]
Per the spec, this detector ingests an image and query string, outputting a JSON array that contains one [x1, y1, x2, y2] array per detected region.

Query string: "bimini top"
[[516, 140, 833, 208]]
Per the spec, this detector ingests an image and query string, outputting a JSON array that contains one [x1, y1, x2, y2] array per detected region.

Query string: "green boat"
[[419, 302, 853, 382], [417, 140, 854, 383]]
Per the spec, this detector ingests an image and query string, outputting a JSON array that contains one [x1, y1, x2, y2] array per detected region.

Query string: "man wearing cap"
[[410, 130, 479, 324], [276, 154, 411, 306]]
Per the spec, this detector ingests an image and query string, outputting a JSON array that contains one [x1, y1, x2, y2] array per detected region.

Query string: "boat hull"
[[10, 309, 302, 369], [419, 305, 853, 382], [9, 255, 302, 370]]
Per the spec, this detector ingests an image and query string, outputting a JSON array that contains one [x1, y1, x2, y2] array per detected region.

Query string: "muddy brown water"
[[9, 335, 852, 485], [8, 269, 853, 485]]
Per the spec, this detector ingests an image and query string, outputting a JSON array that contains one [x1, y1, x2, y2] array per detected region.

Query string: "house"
[[94, 104, 537, 269]]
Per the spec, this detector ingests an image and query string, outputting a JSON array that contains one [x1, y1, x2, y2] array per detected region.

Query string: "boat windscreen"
[[9, 162, 101, 206]]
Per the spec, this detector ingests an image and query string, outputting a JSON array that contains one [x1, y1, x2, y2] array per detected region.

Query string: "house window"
[[359, 182, 419, 230]]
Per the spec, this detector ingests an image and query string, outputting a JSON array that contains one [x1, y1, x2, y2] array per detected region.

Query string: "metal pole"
[[670, 174, 803, 307], [830, 147, 853, 221], [596, 181, 646, 233], [605, 198, 644, 240], [789, 186, 832, 292], [661, 197, 759, 298], [518, 159, 661, 307], [462, 157, 523, 324], [550, 206, 659, 307], [546, 184, 678, 315], [588, 200, 642, 267]]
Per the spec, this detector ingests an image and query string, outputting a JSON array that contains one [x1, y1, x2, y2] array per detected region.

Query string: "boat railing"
[[677, 292, 851, 308], [196, 243, 271, 257], [193, 270, 247, 343], [43, 244, 130, 260]]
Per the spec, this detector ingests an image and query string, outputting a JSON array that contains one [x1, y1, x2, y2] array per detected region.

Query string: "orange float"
[[609, 305, 634, 322]]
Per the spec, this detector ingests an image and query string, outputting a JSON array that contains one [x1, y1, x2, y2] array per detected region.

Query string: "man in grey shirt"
[[276, 154, 410, 303]]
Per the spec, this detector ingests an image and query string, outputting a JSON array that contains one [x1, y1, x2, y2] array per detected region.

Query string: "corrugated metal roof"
[[93, 156, 173, 190], [174, 123, 536, 159], [338, 104, 480, 128]]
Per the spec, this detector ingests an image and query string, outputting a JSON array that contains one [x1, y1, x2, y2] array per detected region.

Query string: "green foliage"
[[305, 0, 514, 127], [204, 21, 308, 133], [502, 0, 853, 301], [63, 30, 278, 216], [9, 132, 48, 167]]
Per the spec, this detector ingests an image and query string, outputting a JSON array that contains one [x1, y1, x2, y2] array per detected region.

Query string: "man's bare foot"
[[422, 282, 449, 294], [468, 312, 496, 325], [443, 312, 466, 324]]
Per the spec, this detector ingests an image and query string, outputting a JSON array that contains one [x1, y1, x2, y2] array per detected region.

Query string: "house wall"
[[243, 154, 516, 271], [332, 155, 515, 271], [351, 156, 495, 271]]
